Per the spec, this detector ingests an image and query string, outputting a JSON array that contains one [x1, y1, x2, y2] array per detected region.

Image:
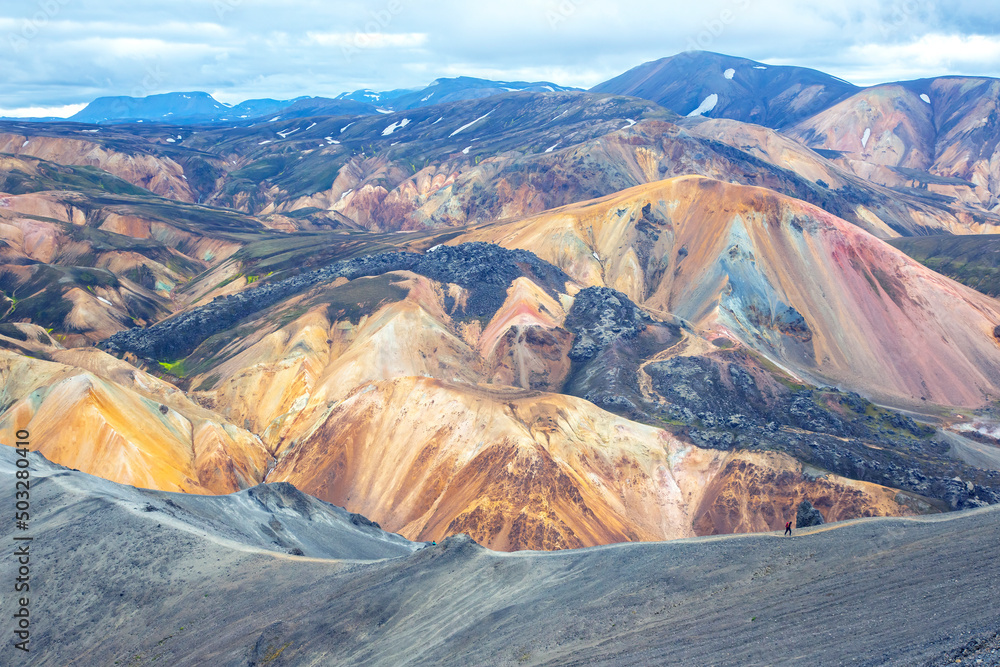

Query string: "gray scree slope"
[[2, 449, 998, 666]]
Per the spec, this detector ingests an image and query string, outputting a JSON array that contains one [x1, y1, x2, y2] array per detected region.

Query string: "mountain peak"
[[591, 50, 859, 128]]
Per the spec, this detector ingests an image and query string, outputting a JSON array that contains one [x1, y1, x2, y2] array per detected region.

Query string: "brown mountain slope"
[[0, 132, 197, 201], [0, 339, 270, 493], [789, 78, 1000, 215], [454, 175, 1000, 408], [183, 270, 570, 454], [268, 375, 915, 550]]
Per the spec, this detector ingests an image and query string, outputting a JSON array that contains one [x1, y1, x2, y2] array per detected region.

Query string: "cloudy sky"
[[2, 0, 1000, 116]]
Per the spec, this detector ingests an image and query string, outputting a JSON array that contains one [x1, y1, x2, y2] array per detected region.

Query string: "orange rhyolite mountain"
[[455, 175, 1000, 408]]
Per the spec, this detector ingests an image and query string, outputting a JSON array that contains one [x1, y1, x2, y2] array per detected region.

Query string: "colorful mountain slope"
[[455, 175, 1000, 408]]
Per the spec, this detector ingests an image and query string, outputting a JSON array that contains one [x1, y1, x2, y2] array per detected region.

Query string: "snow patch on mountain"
[[724, 68, 735, 80], [382, 118, 411, 136], [687, 94, 719, 117], [450, 110, 494, 137]]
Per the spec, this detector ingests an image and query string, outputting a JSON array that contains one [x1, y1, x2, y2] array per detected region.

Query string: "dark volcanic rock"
[[103, 250, 420, 360], [415, 242, 570, 318], [564, 286, 649, 361], [102, 243, 569, 361], [796, 500, 825, 528], [645, 351, 1000, 511], [561, 286, 681, 420]]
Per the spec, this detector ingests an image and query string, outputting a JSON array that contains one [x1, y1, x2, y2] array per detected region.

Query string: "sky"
[[2, 0, 1000, 117]]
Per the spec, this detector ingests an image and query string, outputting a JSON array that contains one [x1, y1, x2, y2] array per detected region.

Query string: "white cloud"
[[815, 33, 1000, 84], [306, 32, 428, 49], [0, 103, 86, 118], [65, 37, 226, 59], [1, 0, 998, 109], [849, 33, 1000, 68]]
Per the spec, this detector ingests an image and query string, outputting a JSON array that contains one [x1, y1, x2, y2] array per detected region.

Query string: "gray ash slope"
[[103, 242, 570, 361], [1, 449, 416, 561], [4, 447, 999, 667]]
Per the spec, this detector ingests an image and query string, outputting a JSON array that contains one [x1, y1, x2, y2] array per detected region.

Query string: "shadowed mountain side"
[[5, 448, 997, 666], [591, 51, 859, 128], [268, 376, 918, 551], [455, 175, 1000, 409]]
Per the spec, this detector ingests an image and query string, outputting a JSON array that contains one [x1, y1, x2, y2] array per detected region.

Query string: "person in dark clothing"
[[784, 521, 792, 536]]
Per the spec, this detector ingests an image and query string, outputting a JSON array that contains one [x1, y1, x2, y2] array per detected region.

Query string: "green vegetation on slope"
[[888, 234, 1000, 297]]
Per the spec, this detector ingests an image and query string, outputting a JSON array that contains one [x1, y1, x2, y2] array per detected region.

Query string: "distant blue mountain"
[[335, 88, 415, 106], [69, 92, 231, 124], [388, 77, 579, 110], [27, 77, 580, 126], [66, 92, 378, 125]]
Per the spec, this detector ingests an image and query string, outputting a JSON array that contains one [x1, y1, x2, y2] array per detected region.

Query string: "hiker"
[[784, 521, 792, 536]]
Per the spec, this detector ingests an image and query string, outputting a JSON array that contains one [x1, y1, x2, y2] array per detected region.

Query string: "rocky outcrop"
[[645, 351, 1000, 510], [103, 251, 420, 360], [564, 286, 649, 361], [796, 499, 825, 528]]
